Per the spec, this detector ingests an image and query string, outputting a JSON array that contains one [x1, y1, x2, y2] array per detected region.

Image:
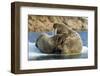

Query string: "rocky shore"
[[28, 15, 88, 32]]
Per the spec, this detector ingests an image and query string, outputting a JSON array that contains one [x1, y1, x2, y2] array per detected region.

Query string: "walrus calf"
[[36, 34, 56, 54], [36, 23, 83, 55]]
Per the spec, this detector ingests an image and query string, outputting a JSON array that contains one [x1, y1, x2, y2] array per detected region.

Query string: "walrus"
[[53, 23, 83, 55], [54, 33, 82, 55], [36, 23, 82, 55], [35, 34, 56, 54]]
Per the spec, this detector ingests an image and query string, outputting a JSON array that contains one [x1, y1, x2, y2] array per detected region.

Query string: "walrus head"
[[53, 23, 72, 35]]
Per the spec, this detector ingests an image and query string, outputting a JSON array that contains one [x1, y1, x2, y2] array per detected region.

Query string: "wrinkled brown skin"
[[53, 23, 83, 55], [36, 23, 82, 55]]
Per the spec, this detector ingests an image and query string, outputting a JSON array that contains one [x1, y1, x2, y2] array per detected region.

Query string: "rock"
[[28, 15, 88, 32]]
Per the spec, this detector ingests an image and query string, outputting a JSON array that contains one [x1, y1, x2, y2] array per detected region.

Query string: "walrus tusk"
[[53, 28, 57, 36]]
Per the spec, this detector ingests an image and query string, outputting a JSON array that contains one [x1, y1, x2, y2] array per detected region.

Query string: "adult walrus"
[[36, 23, 83, 55], [53, 23, 83, 55]]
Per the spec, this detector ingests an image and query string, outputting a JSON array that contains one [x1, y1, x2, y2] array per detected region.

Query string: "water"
[[28, 31, 88, 60], [78, 32, 88, 46]]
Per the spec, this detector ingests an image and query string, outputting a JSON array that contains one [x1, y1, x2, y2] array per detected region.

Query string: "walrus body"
[[54, 32, 82, 55], [53, 23, 83, 55], [36, 23, 82, 55], [36, 34, 55, 54]]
